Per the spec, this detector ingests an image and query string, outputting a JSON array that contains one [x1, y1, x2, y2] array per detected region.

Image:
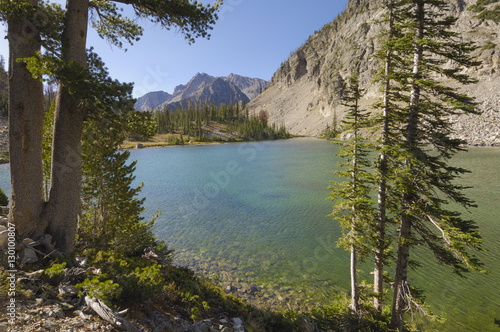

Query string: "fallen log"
[[84, 296, 139, 332]]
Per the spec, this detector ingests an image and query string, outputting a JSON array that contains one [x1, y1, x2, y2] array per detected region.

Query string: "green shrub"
[[82, 250, 166, 303], [310, 293, 392, 332], [76, 277, 122, 306], [120, 264, 164, 302], [43, 262, 67, 285], [166, 134, 185, 145]]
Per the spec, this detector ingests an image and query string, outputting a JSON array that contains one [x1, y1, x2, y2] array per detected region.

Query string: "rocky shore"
[[0, 216, 253, 332], [1, 283, 247, 332], [0, 262, 250, 332], [172, 250, 337, 315]]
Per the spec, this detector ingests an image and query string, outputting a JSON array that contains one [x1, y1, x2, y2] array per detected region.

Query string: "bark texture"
[[44, 0, 89, 253], [7, 0, 46, 238]]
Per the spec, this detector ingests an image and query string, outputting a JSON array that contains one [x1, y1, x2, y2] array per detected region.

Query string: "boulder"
[[19, 248, 38, 264]]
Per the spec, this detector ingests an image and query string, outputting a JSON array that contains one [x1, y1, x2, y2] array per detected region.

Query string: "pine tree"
[[329, 72, 375, 313], [372, 0, 402, 311], [79, 112, 159, 256], [381, 1, 485, 329]]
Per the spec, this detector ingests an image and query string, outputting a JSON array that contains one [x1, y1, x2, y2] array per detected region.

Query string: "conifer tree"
[[372, 0, 401, 311], [329, 72, 375, 313], [79, 111, 159, 256], [380, 1, 485, 329]]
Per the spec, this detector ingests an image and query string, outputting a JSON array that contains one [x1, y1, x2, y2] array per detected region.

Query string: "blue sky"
[[0, 0, 348, 97]]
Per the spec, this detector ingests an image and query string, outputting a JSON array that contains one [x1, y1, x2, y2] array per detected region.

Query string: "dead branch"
[[84, 296, 139, 332]]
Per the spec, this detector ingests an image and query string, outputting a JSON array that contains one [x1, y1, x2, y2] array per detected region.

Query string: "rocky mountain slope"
[[224, 73, 267, 99], [135, 73, 267, 112], [246, 0, 500, 145], [134, 90, 172, 113]]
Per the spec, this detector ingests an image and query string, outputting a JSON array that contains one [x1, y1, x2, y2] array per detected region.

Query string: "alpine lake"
[[0, 138, 498, 331]]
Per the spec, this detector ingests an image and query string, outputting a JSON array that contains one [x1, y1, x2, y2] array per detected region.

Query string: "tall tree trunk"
[[350, 100, 359, 313], [374, 156, 387, 311], [389, 210, 412, 331], [374, 0, 394, 311], [390, 1, 424, 330], [7, 0, 46, 238], [350, 175, 359, 312], [44, 0, 89, 254], [350, 244, 359, 312]]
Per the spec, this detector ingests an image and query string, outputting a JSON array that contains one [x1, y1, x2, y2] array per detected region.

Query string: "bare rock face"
[[247, 0, 500, 145], [135, 73, 267, 112]]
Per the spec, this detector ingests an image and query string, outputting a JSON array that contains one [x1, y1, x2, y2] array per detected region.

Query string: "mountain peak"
[[223, 74, 268, 100], [135, 73, 268, 112], [134, 90, 172, 112], [190, 72, 215, 82]]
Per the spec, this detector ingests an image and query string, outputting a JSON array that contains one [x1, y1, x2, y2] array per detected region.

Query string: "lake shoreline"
[[120, 135, 311, 150]]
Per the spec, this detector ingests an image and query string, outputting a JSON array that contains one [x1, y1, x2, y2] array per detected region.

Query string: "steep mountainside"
[[246, 0, 500, 145], [224, 73, 267, 100], [134, 91, 171, 112], [135, 73, 267, 112], [166, 77, 250, 110]]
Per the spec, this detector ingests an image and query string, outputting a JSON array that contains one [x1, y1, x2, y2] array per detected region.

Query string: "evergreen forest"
[[153, 103, 290, 143]]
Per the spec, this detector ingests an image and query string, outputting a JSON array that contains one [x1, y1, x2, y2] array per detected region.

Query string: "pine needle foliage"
[[329, 73, 377, 313], [379, 0, 486, 329], [78, 111, 164, 257]]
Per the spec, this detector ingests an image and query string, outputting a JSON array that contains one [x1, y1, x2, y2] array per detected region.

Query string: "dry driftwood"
[[84, 296, 139, 332], [19, 234, 63, 259]]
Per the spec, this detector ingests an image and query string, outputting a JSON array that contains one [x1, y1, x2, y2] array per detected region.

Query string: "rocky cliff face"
[[134, 91, 172, 112], [166, 76, 251, 110], [246, 0, 500, 145], [135, 73, 267, 112], [224, 74, 267, 100]]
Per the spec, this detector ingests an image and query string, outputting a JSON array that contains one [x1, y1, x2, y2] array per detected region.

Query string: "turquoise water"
[[128, 139, 348, 302], [0, 139, 498, 330]]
